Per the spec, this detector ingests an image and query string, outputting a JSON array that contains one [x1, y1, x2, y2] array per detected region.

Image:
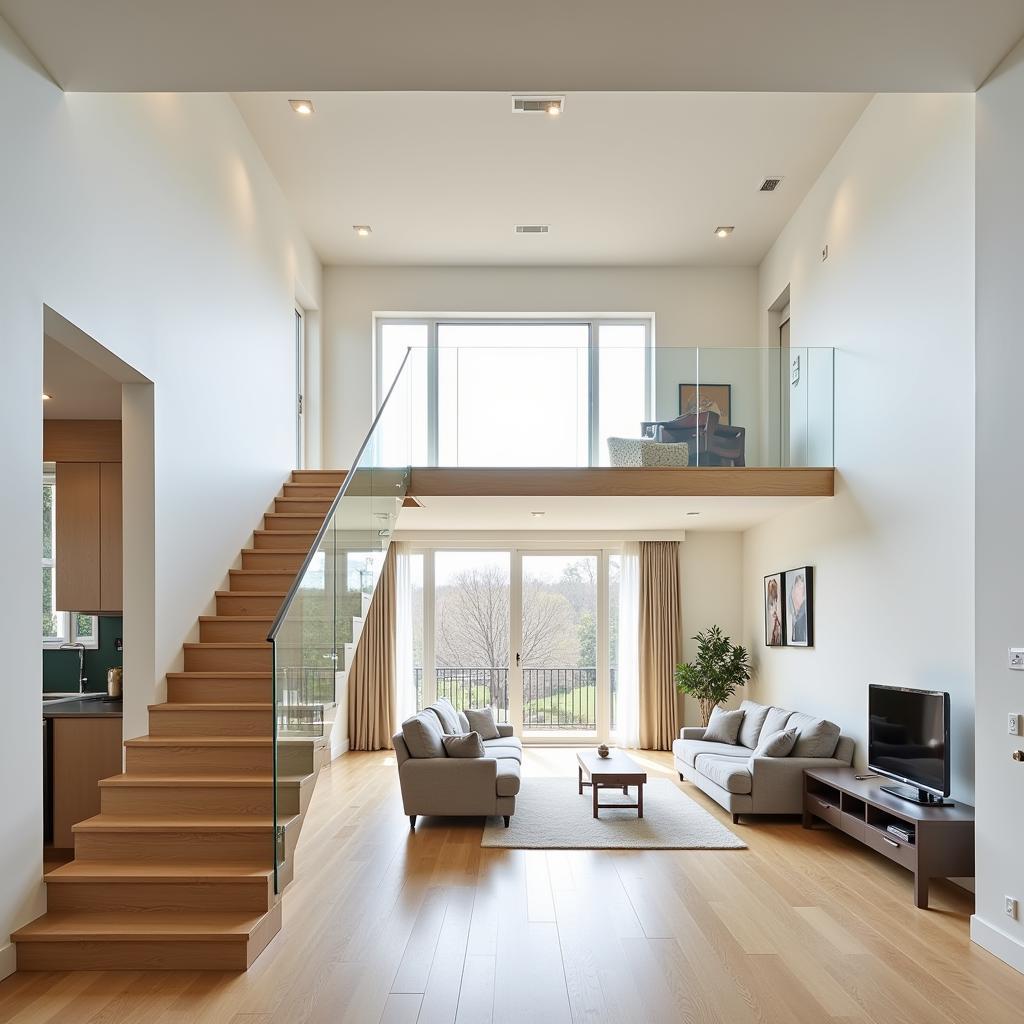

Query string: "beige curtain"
[[348, 546, 398, 751], [638, 540, 682, 750]]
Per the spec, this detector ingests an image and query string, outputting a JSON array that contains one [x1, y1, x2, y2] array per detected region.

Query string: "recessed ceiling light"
[[42, 393, 51, 400], [515, 224, 549, 234], [546, 102, 561, 116], [512, 95, 565, 116], [353, 225, 372, 237], [289, 99, 314, 115], [714, 226, 734, 238], [530, 511, 546, 518]]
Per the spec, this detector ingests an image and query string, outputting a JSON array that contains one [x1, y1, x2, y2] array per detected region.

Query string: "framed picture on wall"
[[764, 573, 785, 647], [784, 566, 814, 647], [679, 383, 731, 424]]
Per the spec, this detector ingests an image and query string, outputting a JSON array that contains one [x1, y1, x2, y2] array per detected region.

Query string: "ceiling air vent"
[[515, 224, 549, 234], [512, 95, 565, 115], [759, 177, 784, 192]]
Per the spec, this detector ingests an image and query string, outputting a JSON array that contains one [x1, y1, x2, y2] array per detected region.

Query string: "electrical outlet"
[[115, 637, 123, 652], [1011, 714, 1021, 736], [1006, 896, 1018, 920], [821, 243, 829, 262]]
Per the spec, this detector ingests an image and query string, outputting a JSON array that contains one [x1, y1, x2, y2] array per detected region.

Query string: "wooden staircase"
[[14, 470, 350, 971]]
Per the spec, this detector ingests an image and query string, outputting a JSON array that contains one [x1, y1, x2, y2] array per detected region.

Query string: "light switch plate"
[[1006, 896, 1018, 920], [1010, 714, 1020, 736], [1009, 648, 1024, 670]]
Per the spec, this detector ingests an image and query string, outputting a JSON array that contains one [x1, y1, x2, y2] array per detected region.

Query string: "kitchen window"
[[42, 469, 98, 649]]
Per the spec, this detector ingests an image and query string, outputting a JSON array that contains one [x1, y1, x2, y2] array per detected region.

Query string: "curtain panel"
[[348, 545, 398, 751], [638, 540, 682, 751]]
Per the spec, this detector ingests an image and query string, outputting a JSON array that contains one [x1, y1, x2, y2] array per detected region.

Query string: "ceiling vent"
[[515, 224, 549, 234], [759, 177, 784, 192], [512, 95, 565, 115]]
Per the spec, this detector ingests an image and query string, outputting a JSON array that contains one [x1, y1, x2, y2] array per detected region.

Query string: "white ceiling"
[[396, 494, 828, 533], [43, 336, 122, 419], [2, 1, 1022, 92], [234, 91, 870, 265]]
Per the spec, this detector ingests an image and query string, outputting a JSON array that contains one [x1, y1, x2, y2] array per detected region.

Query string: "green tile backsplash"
[[43, 616, 123, 694]]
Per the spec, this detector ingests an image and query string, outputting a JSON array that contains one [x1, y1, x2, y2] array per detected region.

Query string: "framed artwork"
[[679, 383, 731, 424], [784, 566, 814, 647], [764, 573, 785, 647]]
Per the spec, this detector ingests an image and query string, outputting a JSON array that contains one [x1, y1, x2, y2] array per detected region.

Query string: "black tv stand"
[[879, 782, 953, 807]]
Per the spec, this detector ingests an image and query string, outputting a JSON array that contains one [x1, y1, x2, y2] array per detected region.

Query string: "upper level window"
[[376, 316, 651, 467], [42, 469, 98, 649]]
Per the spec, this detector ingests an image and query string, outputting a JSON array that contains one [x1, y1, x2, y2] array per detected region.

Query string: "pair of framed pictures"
[[764, 567, 813, 648]]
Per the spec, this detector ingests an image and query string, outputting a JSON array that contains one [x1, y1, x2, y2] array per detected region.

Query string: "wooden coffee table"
[[577, 749, 648, 819]]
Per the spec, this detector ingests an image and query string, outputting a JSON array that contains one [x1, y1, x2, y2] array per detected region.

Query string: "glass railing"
[[378, 345, 835, 468], [267, 351, 412, 893]]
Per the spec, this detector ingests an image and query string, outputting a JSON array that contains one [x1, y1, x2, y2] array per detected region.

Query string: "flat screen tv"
[[867, 684, 951, 805]]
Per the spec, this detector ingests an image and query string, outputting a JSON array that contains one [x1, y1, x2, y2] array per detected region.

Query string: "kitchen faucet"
[[58, 642, 87, 693]]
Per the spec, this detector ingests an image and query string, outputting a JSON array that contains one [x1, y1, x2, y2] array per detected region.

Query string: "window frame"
[[373, 314, 653, 467], [42, 468, 99, 650]]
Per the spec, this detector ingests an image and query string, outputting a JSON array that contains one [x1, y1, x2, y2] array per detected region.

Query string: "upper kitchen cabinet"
[[45, 421, 123, 614]]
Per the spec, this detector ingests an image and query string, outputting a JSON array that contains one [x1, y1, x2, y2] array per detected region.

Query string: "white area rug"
[[481, 777, 747, 850]]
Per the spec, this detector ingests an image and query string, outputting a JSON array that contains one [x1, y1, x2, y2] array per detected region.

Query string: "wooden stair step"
[[199, 615, 274, 643], [282, 482, 339, 498], [43, 860, 275, 914], [240, 549, 307, 571], [124, 736, 320, 776], [148, 702, 272, 738], [263, 513, 326, 532], [229, 568, 298, 592], [166, 671, 272, 704], [274, 497, 332, 514], [215, 590, 286, 616], [99, 772, 311, 817], [183, 642, 272, 672], [290, 469, 347, 483], [252, 530, 317, 550], [13, 907, 281, 971]]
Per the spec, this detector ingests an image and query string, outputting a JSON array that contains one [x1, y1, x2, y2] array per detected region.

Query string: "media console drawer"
[[863, 824, 917, 871], [807, 797, 840, 828]]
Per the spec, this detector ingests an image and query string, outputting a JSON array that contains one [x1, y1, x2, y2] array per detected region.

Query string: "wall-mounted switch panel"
[[1009, 648, 1024, 670], [1006, 897, 1018, 920], [1010, 714, 1020, 736]]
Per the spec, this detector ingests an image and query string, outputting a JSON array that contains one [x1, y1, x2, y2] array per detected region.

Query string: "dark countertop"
[[43, 696, 123, 719]]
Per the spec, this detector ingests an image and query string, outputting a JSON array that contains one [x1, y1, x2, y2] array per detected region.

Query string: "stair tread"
[[45, 861, 274, 882], [253, 530, 317, 536], [199, 615, 274, 622], [150, 703, 273, 711], [183, 642, 271, 649], [12, 910, 269, 942], [73, 814, 276, 831], [229, 569, 297, 575], [166, 671, 272, 679], [214, 591, 287, 598], [242, 548, 306, 554], [125, 735, 272, 747], [99, 772, 309, 787]]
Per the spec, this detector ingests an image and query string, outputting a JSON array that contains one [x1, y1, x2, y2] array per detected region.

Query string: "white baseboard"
[[971, 915, 1024, 975], [0, 941, 16, 981], [330, 737, 350, 761]]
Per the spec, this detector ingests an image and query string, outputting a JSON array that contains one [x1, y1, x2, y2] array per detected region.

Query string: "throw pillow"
[[762, 706, 793, 737], [787, 712, 841, 758], [442, 732, 485, 758], [465, 707, 500, 741], [737, 700, 771, 749], [751, 726, 798, 758], [703, 706, 745, 744], [401, 710, 446, 758], [457, 710, 471, 733], [429, 698, 461, 735]]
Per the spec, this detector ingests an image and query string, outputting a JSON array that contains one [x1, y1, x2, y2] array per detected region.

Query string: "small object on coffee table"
[[577, 749, 647, 819], [597, 744, 609, 758]]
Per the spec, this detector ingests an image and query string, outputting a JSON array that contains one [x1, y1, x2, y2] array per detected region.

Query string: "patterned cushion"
[[607, 437, 643, 466], [639, 440, 689, 467]]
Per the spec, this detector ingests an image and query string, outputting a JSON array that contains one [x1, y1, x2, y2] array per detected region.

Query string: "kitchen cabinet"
[[50, 715, 123, 848], [55, 461, 122, 613]]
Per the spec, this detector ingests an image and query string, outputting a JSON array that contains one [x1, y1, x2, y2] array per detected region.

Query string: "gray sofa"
[[393, 699, 522, 829], [673, 699, 854, 822]]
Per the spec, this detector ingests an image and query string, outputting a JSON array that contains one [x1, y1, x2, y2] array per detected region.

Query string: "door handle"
[[882, 836, 900, 848]]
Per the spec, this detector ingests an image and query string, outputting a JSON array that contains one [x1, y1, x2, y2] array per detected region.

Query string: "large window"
[[42, 469, 98, 649], [376, 317, 650, 466]]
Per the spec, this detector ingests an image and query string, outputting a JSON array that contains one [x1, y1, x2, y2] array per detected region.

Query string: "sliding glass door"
[[415, 546, 617, 743]]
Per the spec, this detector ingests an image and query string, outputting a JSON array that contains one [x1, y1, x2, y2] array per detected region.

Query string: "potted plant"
[[674, 625, 751, 726]]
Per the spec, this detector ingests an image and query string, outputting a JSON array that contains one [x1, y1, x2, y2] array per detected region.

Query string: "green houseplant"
[[674, 625, 751, 726]]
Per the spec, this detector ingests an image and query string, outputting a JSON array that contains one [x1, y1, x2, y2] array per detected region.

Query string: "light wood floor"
[[2, 748, 1022, 1023]]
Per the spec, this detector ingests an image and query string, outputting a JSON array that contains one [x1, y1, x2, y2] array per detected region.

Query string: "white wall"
[[0, 18, 321, 976], [972, 36, 1024, 975], [741, 96, 976, 801], [680, 532, 745, 727], [322, 265, 758, 466]]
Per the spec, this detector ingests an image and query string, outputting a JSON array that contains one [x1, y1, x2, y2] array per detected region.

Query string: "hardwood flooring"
[[2, 747, 1022, 1023]]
